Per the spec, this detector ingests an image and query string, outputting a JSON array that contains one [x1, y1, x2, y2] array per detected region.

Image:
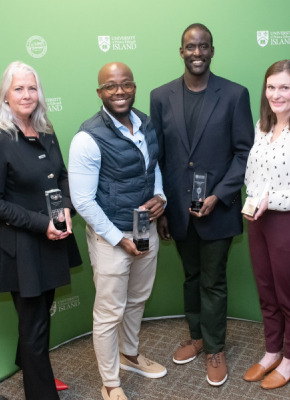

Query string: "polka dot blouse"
[[245, 121, 290, 211]]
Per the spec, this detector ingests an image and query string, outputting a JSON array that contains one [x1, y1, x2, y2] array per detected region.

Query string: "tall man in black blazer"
[[150, 23, 254, 386]]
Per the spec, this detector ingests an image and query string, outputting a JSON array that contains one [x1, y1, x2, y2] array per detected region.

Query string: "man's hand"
[[157, 215, 171, 240], [140, 195, 165, 221], [190, 195, 218, 218], [118, 237, 145, 256]]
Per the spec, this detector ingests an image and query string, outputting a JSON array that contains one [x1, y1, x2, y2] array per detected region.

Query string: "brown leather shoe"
[[243, 357, 282, 382], [173, 339, 203, 364], [206, 352, 227, 386], [261, 370, 290, 389]]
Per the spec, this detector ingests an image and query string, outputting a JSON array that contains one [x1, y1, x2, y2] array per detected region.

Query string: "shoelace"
[[207, 353, 221, 368], [180, 339, 198, 347]]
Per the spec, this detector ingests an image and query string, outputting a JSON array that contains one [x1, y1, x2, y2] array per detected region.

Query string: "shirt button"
[[187, 189, 191, 193], [48, 173, 54, 179], [189, 162, 194, 167]]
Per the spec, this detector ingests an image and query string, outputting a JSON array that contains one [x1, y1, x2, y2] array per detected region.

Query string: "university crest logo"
[[26, 35, 47, 58], [50, 301, 57, 317], [257, 31, 269, 47], [98, 36, 110, 52]]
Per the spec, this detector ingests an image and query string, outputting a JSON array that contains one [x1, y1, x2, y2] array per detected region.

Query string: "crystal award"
[[45, 189, 67, 232], [191, 172, 207, 212], [242, 183, 270, 217], [133, 209, 150, 251], [241, 197, 260, 217]]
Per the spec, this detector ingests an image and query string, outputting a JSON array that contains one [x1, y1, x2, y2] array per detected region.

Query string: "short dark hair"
[[260, 59, 290, 133], [181, 23, 213, 47]]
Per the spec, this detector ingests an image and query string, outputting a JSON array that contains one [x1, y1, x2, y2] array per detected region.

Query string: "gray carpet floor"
[[0, 318, 289, 399]]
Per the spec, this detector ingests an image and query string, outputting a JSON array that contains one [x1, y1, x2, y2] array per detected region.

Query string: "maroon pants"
[[248, 211, 290, 358]]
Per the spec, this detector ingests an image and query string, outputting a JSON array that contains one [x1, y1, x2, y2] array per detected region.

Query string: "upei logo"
[[46, 97, 63, 112], [257, 31, 269, 47], [98, 35, 137, 52], [50, 301, 57, 317], [257, 30, 290, 47], [50, 296, 80, 317], [98, 36, 111, 52], [26, 35, 47, 58]]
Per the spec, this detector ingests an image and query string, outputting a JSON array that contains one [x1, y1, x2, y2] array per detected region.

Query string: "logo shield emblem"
[[98, 36, 110, 52], [50, 301, 57, 317], [257, 31, 269, 47]]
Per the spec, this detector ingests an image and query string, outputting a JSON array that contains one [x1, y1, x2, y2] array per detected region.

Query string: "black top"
[[0, 126, 81, 297], [183, 84, 205, 148]]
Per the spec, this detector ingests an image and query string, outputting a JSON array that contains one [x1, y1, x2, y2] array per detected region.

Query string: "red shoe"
[[55, 378, 69, 391]]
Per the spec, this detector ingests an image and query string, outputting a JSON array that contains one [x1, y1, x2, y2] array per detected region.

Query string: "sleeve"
[[0, 134, 49, 233], [52, 132, 73, 210], [213, 87, 255, 206], [150, 90, 165, 170], [153, 162, 166, 200], [268, 190, 290, 211], [68, 131, 123, 246]]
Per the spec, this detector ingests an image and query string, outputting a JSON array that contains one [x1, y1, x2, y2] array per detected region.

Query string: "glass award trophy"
[[133, 209, 150, 251], [242, 183, 269, 217], [241, 197, 259, 217], [191, 172, 207, 212], [45, 189, 67, 232]]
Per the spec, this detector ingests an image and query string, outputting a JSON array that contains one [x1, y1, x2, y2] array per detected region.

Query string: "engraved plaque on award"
[[191, 172, 207, 212], [241, 197, 259, 217], [45, 189, 67, 232], [133, 209, 150, 251]]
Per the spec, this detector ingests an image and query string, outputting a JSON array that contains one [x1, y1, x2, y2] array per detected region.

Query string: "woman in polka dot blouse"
[[243, 60, 290, 390]]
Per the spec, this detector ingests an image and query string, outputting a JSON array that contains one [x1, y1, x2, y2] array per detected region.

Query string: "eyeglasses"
[[98, 81, 136, 94]]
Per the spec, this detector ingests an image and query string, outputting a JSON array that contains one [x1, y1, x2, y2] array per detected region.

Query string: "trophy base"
[[191, 201, 204, 212], [54, 220, 67, 232], [133, 238, 149, 251]]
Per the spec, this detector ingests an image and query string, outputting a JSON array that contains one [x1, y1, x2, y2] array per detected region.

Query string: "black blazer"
[[150, 73, 254, 241], [0, 128, 81, 297]]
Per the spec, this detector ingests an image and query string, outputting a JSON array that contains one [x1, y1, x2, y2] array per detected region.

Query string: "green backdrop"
[[0, 0, 289, 381]]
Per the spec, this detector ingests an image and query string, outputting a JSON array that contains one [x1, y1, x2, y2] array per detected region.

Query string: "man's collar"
[[102, 106, 141, 130]]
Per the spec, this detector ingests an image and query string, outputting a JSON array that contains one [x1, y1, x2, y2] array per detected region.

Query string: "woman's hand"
[[243, 195, 269, 222], [46, 208, 72, 240], [64, 208, 72, 234], [254, 195, 269, 220]]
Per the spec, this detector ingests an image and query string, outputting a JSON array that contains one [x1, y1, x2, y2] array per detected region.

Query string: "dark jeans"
[[11, 290, 60, 400], [176, 219, 232, 354]]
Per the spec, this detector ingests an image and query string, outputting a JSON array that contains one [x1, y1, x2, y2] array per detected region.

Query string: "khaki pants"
[[86, 222, 159, 387]]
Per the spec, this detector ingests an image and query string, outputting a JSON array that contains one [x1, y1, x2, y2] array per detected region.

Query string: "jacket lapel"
[[169, 77, 190, 154], [190, 73, 221, 154]]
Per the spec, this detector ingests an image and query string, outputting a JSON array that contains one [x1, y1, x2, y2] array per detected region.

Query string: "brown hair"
[[260, 59, 290, 133]]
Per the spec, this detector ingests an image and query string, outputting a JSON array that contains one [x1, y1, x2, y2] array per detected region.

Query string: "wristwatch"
[[156, 193, 167, 205]]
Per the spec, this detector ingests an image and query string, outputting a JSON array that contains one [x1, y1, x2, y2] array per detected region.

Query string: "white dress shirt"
[[245, 122, 290, 211]]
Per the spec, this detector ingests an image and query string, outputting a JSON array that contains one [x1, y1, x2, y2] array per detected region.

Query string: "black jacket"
[[0, 127, 81, 297], [150, 73, 254, 241]]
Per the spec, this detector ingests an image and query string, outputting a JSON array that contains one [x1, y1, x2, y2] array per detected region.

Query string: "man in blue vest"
[[69, 62, 167, 400]]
